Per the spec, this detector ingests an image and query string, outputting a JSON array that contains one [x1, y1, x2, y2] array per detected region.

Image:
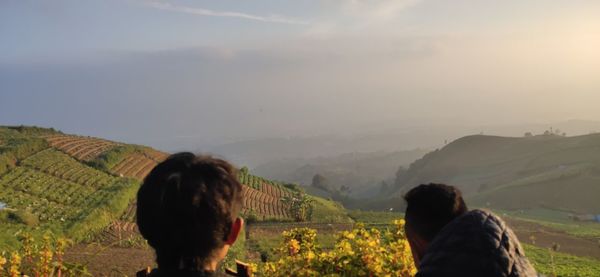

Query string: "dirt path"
[[64, 244, 154, 277], [504, 217, 600, 260]]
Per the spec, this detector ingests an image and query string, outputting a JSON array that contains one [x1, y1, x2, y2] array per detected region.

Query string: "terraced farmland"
[[22, 149, 118, 188], [0, 167, 117, 222], [111, 152, 159, 180], [0, 126, 333, 254], [242, 185, 291, 219], [44, 134, 119, 161]]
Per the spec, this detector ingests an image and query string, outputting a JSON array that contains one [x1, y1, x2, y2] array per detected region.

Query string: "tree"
[[394, 166, 408, 188], [311, 174, 333, 192], [524, 132, 533, 137], [379, 181, 390, 195], [282, 192, 314, 222]]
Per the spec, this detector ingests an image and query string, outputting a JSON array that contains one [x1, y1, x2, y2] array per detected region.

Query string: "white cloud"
[[342, 0, 422, 20], [143, 1, 309, 25], [306, 0, 422, 37]]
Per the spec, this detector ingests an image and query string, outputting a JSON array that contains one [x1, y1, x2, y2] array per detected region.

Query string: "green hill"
[[394, 133, 600, 213], [0, 126, 348, 250]]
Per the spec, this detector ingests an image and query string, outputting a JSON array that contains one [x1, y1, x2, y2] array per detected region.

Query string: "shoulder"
[[418, 209, 536, 276]]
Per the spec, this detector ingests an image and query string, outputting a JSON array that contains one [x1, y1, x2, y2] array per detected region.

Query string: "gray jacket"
[[416, 209, 537, 277]]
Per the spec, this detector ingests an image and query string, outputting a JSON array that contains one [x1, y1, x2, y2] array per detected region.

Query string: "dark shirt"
[[416, 209, 537, 277]]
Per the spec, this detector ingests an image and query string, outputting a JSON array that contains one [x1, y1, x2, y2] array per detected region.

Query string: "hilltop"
[[0, 126, 347, 250], [393, 133, 600, 213]]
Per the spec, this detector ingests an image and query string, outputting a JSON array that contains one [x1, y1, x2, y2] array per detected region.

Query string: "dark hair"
[[403, 183, 468, 241], [136, 152, 243, 270]]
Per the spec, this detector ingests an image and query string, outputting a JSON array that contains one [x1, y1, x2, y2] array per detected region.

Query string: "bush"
[[0, 232, 89, 276], [0, 138, 48, 176], [0, 209, 39, 227], [255, 220, 416, 276], [86, 146, 137, 172], [282, 192, 314, 222], [67, 179, 140, 241]]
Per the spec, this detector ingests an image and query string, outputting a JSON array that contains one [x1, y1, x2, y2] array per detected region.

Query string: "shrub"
[[255, 220, 416, 276], [86, 146, 137, 172], [282, 192, 314, 222], [8, 210, 39, 227], [0, 232, 89, 276]]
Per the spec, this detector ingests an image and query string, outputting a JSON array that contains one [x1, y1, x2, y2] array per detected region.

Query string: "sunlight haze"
[[2, 0, 599, 151]]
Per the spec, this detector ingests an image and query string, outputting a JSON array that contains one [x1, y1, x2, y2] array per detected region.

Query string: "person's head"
[[403, 183, 468, 264], [136, 152, 244, 272]]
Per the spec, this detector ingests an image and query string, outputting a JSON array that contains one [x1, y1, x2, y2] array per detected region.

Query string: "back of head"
[[404, 183, 468, 242], [136, 152, 243, 270]]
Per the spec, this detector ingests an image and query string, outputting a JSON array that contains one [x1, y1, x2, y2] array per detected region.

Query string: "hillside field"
[[391, 133, 600, 213], [0, 126, 348, 251], [3, 126, 600, 276]]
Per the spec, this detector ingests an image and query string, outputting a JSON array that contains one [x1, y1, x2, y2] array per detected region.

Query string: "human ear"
[[225, 217, 244, 245]]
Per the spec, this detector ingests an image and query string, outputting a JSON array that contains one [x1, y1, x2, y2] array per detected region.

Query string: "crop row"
[[115, 185, 293, 224], [238, 170, 294, 198], [0, 167, 116, 222], [22, 149, 118, 188], [0, 188, 81, 222], [259, 182, 292, 199], [141, 147, 169, 162], [111, 152, 158, 180], [119, 201, 137, 222], [45, 135, 119, 161], [242, 186, 290, 219]]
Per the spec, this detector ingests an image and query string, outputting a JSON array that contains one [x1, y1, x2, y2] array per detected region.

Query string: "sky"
[[1, 0, 600, 151]]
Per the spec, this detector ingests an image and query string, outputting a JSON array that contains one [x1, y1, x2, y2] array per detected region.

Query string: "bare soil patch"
[[64, 244, 154, 277], [504, 217, 600, 260]]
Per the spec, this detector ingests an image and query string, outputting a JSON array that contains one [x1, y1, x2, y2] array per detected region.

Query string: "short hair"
[[403, 183, 468, 241], [136, 152, 243, 270]]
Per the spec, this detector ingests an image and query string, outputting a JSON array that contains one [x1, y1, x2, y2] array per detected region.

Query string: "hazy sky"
[[1, 0, 599, 150]]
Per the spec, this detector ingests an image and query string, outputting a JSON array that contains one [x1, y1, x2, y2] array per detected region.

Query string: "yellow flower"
[[288, 239, 300, 255], [9, 252, 22, 276]]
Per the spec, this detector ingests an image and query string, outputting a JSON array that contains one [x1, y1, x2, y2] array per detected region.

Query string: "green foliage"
[[243, 210, 260, 224], [255, 220, 416, 276], [282, 192, 314, 222], [237, 167, 294, 193], [310, 197, 353, 223], [524, 244, 600, 277], [22, 149, 119, 188], [0, 231, 90, 276], [497, 208, 600, 240], [3, 125, 61, 136], [86, 145, 138, 172], [0, 209, 40, 227], [0, 167, 93, 222], [0, 137, 48, 176], [347, 210, 405, 224], [67, 178, 140, 242], [311, 174, 334, 193], [0, 166, 140, 244], [282, 183, 301, 192]]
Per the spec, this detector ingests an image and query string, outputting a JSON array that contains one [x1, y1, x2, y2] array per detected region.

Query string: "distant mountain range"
[[206, 120, 600, 168]]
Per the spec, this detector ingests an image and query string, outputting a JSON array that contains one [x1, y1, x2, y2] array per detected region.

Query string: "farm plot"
[[142, 147, 169, 162], [110, 152, 158, 180], [0, 167, 112, 222], [115, 184, 293, 225], [259, 182, 292, 199], [45, 135, 119, 161], [242, 186, 290, 219], [22, 149, 119, 188]]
